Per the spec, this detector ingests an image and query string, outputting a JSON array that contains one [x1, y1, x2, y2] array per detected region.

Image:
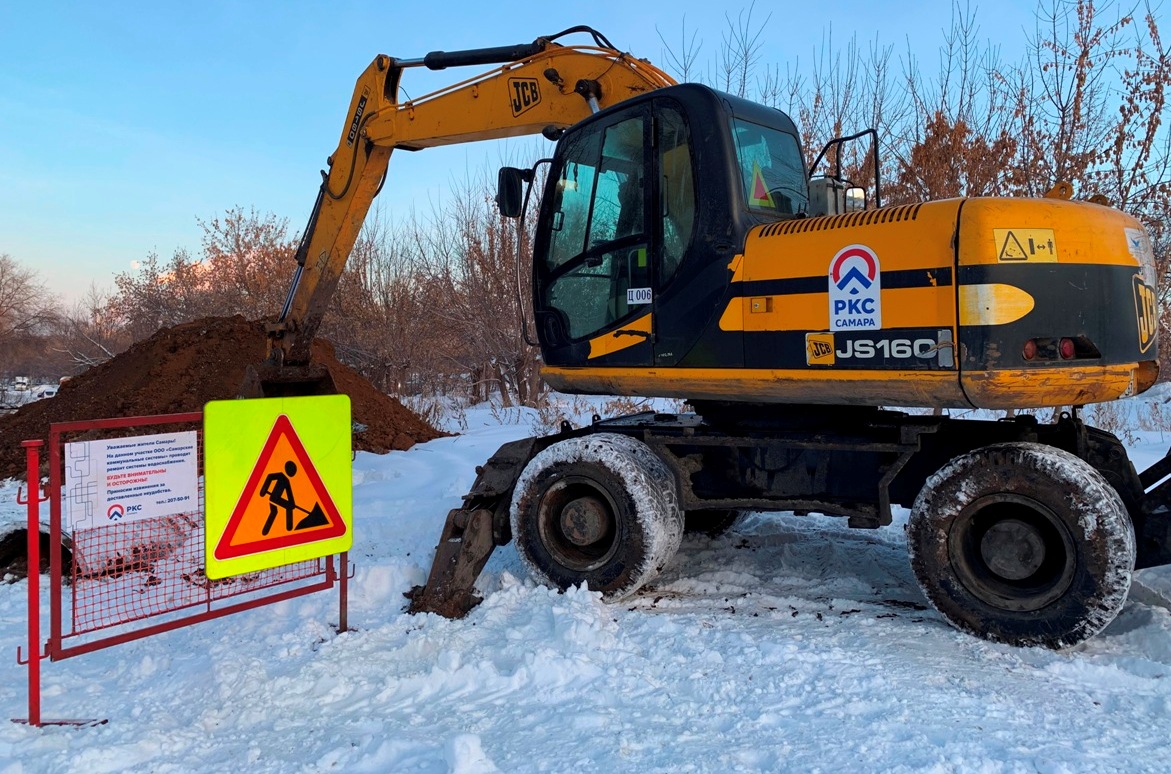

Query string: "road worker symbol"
[[259, 461, 331, 535], [204, 396, 352, 579]]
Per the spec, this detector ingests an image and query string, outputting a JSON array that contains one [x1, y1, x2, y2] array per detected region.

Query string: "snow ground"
[[3, 405, 1171, 772]]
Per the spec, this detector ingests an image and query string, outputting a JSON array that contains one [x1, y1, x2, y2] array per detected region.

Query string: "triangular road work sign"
[[750, 161, 775, 209], [214, 414, 346, 560]]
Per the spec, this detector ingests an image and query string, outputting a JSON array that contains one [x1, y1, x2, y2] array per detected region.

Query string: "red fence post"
[[340, 552, 349, 633], [19, 440, 45, 727]]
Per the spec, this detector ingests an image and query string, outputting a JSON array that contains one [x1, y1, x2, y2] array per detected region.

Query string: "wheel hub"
[[535, 477, 620, 572], [950, 494, 1077, 613], [980, 518, 1046, 580], [560, 496, 610, 546]]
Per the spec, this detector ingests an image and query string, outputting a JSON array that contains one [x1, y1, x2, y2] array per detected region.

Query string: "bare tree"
[[55, 284, 128, 369], [656, 17, 703, 83], [719, 3, 771, 97], [108, 208, 297, 342], [0, 254, 61, 382], [198, 207, 296, 319], [0, 254, 57, 348], [326, 204, 443, 394]]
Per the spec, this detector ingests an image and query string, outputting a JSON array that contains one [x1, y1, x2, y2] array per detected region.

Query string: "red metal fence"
[[16, 412, 349, 726]]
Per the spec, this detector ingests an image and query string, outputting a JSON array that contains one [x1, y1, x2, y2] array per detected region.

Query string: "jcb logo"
[[508, 78, 541, 117], [1133, 275, 1157, 353], [805, 333, 836, 366]]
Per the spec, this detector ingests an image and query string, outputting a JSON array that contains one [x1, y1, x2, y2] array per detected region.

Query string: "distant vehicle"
[[13, 377, 29, 392]]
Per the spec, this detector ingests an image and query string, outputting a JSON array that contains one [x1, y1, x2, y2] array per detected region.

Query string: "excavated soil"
[[0, 316, 443, 481]]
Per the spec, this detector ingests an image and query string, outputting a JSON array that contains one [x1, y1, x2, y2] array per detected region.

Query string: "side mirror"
[[845, 187, 866, 213], [496, 167, 528, 218]]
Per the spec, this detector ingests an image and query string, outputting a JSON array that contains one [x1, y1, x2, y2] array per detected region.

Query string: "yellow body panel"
[[743, 203, 961, 281], [544, 361, 1149, 410], [543, 366, 970, 407], [588, 313, 652, 359], [960, 198, 1145, 267], [723, 285, 956, 332], [726, 200, 961, 335], [963, 365, 1139, 408]]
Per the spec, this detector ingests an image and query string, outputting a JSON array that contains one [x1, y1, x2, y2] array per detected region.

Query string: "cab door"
[[536, 107, 654, 368], [650, 101, 698, 367]]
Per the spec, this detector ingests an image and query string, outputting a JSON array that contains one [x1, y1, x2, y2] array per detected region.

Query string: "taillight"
[[1021, 336, 1097, 362]]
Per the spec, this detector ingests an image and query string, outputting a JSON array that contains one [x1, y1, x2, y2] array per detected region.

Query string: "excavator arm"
[[243, 27, 674, 396]]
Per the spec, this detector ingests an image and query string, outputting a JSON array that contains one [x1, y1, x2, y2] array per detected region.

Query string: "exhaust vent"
[[762, 203, 923, 238]]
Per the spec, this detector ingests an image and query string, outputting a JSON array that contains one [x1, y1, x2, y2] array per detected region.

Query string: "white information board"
[[64, 431, 199, 530]]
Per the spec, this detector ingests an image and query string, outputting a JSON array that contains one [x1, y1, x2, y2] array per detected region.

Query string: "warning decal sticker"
[[749, 161, 775, 209], [214, 415, 346, 560], [994, 229, 1057, 262]]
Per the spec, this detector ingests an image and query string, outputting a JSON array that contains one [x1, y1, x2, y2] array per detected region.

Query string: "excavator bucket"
[[239, 362, 336, 399]]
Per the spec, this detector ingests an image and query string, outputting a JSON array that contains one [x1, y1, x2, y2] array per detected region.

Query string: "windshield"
[[731, 117, 807, 216]]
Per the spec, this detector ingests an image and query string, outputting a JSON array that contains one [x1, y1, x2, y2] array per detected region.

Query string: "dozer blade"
[[407, 437, 539, 618], [1137, 445, 1171, 569], [406, 508, 497, 618]]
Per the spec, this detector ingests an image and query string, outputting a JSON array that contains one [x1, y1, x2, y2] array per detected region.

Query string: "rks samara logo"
[[106, 502, 142, 523], [828, 244, 881, 330]]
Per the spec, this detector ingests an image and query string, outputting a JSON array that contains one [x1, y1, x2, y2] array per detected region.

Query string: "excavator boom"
[[242, 29, 674, 396]]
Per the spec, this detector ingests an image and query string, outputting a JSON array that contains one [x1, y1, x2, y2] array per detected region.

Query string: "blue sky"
[[1, 0, 1046, 302]]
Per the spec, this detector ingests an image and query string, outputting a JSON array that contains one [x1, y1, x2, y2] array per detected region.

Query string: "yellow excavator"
[[253, 27, 1169, 649]]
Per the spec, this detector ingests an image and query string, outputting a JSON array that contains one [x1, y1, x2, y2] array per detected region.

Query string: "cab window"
[[731, 117, 807, 216], [658, 105, 695, 283], [543, 114, 649, 340]]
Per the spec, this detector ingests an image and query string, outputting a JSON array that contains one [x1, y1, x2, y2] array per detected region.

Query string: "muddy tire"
[[510, 433, 683, 600], [907, 442, 1134, 649], [684, 509, 744, 537]]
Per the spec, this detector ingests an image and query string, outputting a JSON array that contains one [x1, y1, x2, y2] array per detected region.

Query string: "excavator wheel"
[[907, 442, 1135, 649], [510, 433, 683, 601]]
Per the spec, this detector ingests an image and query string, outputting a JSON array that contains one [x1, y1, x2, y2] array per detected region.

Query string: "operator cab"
[[525, 83, 807, 371]]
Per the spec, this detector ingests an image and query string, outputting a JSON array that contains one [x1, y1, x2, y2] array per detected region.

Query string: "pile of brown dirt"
[[0, 315, 444, 481]]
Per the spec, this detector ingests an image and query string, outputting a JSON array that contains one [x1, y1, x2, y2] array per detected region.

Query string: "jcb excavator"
[[252, 27, 1171, 649]]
